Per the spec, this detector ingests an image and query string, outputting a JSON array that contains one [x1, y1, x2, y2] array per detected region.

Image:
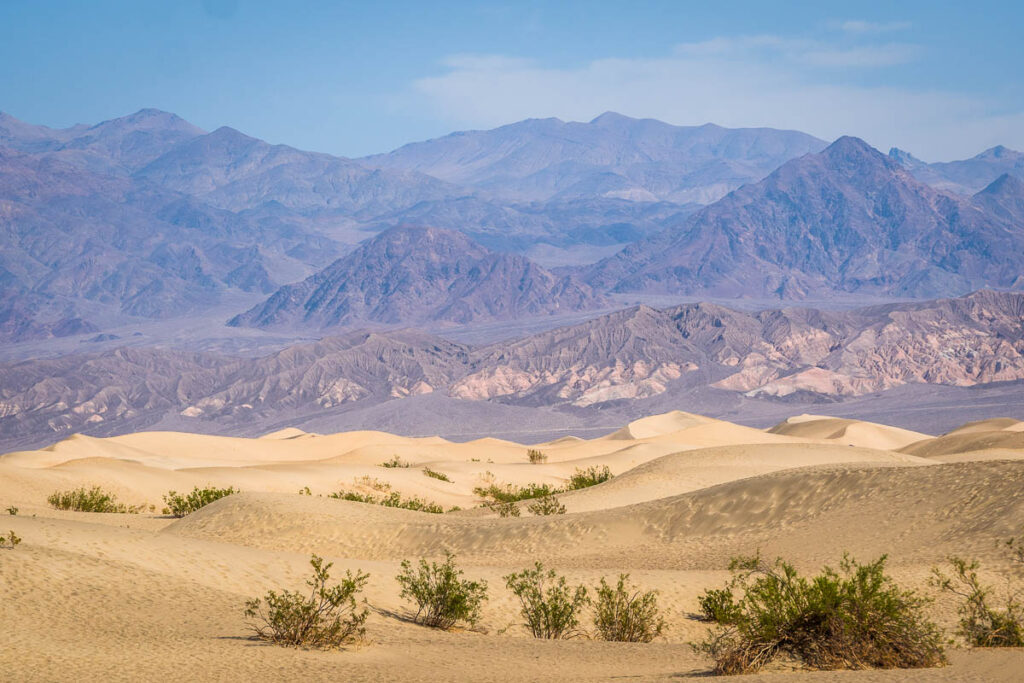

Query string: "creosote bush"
[[330, 490, 446, 514], [396, 552, 488, 630], [567, 465, 614, 490], [487, 499, 521, 517], [245, 554, 368, 649], [695, 553, 945, 675], [593, 573, 665, 642], [473, 482, 558, 504], [163, 485, 237, 517], [505, 562, 588, 639], [379, 455, 410, 468], [422, 467, 451, 482], [527, 493, 566, 516], [931, 555, 1024, 647], [527, 449, 548, 464], [1, 530, 21, 549], [48, 486, 142, 513]]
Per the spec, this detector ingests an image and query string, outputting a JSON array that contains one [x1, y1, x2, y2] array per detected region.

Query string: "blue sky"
[[2, 0, 1022, 159]]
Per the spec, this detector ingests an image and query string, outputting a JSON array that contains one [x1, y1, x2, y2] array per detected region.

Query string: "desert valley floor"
[[2, 410, 1024, 681]]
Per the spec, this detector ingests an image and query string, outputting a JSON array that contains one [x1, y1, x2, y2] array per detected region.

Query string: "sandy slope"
[[2, 410, 1023, 681]]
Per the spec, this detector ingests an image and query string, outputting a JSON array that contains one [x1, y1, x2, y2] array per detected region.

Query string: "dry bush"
[[567, 465, 613, 490], [329, 490, 446, 514], [48, 486, 142, 513], [422, 467, 451, 482], [527, 449, 548, 464], [593, 573, 665, 642], [527, 494, 566, 516], [696, 553, 945, 675], [505, 562, 589, 639], [931, 555, 1024, 647], [0, 530, 21, 549], [163, 486, 237, 517], [245, 554, 368, 648], [396, 552, 488, 630], [379, 455, 410, 468]]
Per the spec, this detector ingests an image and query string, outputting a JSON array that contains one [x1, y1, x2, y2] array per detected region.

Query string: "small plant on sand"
[[245, 554, 368, 648], [298, 486, 312, 496], [486, 499, 521, 517], [163, 485, 237, 517], [6, 506, 17, 516], [353, 475, 391, 492], [527, 493, 566, 516], [379, 455, 410, 468], [593, 574, 665, 642], [473, 482, 558, 503], [396, 552, 488, 630], [0, 530, 21, 549], [527, 449, 548, 464], [47, 486, 142, 513], [422, 467, 451, 483], [567, 465, 614, 490], [505, 562, 589, 639], [330, 490, 445, 514], [931, 555, 1024, 647], [695, 553, 945, 675]]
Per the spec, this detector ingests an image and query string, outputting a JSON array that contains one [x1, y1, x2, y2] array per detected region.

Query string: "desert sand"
[[1, 410, 1023, 681]]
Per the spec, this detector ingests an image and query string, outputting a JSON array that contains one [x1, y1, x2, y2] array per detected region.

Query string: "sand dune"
[[769, 414, 932, 450], [2, 410, 1023, 681]]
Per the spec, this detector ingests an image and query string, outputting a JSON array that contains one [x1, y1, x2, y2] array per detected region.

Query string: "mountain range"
[[0, 108, 1022, 345], [1, 290, 1021, 450]]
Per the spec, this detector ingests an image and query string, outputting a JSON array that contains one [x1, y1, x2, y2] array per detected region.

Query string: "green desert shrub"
[[696, 553, 945, 675], [396, 552, 488, 630], [527, 493, 566, 516], [379, 455, 410, 468], [329, 490, 445, 514], [422, 467, 451, 482], [0, 530, 21, 549], [473, 482, 558, 503], [504, 562, 588, 639], [931, 556, 1024, 647], [527, 449, 548, 464], [48, 486, 141, 513], [245, 554, 368, 648], [163, 485, 237, 517], [697, 587, 741, 624], [593, 574, 665, 642], [567, 465, 613, 490], [487, 500, 521, 517], [6, 506, 17, 516]]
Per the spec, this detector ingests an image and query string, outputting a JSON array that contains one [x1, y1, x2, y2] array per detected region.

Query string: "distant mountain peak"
[[977, 172, 1024, 196], [589, 111, 633, 125], [976, 144, 1021, 160]]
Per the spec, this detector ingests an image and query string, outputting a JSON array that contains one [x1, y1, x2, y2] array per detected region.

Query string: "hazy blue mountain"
[[229, 225, 607, 329], [363, 112, 827, 203], [587, 136, 1024, 298], [890, 144, 1024, 194]]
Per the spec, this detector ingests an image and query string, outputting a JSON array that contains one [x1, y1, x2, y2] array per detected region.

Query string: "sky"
[[1, 0, 1022, 160]]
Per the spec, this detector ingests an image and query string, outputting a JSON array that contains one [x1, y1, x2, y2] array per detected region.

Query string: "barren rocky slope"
[[2, 290, 1021, 450]]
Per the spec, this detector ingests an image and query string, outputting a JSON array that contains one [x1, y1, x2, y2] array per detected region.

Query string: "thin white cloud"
[[836, 20, 913, 34], [407, 34, 1024, 160]]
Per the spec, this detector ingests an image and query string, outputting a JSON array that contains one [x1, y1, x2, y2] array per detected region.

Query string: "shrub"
[[567, 465, 613, 490], [527, 494, 566, 516], [505, 562, 588, 639], [485, 499, 521, 517], [696, 553, 945, 675], [353, 476, 391, 491], [697, 587, 741, 624], [298, 486, 312, 495], [245, 554, 368, 648], [931, 556, 1024, 647], [396, 552, 488, 630], [329, 490, 445, 514], [6, 506, 17, 516], [422, 467, 451, 483], [48, 486, 141, 513], [379, 455, 410, 468], [0, 530, 21, 549], [527, 449, 548, 464], [473, 482, 558, 503], [593, 574, 665, 642], [163, 486, 237, 517]]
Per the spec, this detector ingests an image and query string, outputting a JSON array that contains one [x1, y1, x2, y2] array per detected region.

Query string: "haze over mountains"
[[2, 107, 1022, 347]]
